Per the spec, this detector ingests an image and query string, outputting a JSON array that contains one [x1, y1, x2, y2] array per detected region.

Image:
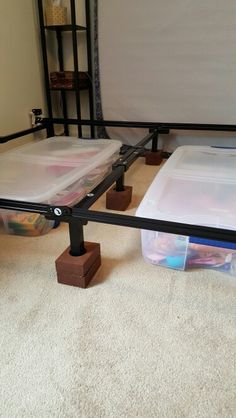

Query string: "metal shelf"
[[44, 24, 86, 31], [50, 86, 89, 91], [37, 0, 94, 137]]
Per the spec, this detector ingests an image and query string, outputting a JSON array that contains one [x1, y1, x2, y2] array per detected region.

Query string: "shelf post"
[[37, 0, 55, 136], [70, 0, 82, 137], [56, 30, 69, 136], [85, 0, 95, 137]]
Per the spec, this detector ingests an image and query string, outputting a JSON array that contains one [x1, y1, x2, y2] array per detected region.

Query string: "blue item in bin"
[[166, 255, 186, 269], [189, 236, 236, 251]]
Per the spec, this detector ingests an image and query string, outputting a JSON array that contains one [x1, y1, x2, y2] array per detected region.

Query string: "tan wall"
[[0, 0, 93, 152], [0, 0, 45, 150]]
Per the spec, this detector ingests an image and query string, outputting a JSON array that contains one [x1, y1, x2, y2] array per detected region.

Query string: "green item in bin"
[[7, 212, 52, 236]]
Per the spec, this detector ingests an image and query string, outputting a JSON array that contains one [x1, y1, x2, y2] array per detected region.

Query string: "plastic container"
[[0, 137, 121, 236], [1, 211, 55, 236], [136, 145, 236, 275]]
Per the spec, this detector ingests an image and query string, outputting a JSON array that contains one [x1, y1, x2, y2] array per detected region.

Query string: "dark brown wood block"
[[145, 150, 163, 165], [106, 186, 133, 211], [55, 242, 101, 288], [57, 255, 101, 288]]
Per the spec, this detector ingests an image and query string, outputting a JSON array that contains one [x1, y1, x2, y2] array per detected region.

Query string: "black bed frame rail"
[[1, 119, 236, 256], [1, 198, 236, 246], [0, 124, 48, 144], [0, 118, 56, 144], [44, 117, 236, 132]]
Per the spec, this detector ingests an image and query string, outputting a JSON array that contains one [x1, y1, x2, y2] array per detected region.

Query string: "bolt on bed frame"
[[1, 118, 236, 288]]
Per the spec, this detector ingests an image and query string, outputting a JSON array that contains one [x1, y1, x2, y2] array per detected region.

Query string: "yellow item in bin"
[[7, 213, 53, 236]]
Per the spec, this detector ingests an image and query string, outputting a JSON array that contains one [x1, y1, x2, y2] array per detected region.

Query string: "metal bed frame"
[[1, 118, 236, 287]]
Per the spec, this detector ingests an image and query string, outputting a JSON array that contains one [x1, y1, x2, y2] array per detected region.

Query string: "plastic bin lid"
[[136, 145, 236, 231], [5, 137, 121, 164], [0, 137, 121, 202], [160, 145, 236, 178]]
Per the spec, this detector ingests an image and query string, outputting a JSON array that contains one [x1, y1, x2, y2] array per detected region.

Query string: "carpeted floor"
[[0, 158, 236, 418]]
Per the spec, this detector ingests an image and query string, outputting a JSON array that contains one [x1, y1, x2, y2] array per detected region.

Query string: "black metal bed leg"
[[151, 132, 158, 152], [106, 173, 133, 211], [55, 220, 101, 288], [145, 130, 163, 165], [115, 174, 125, 192], [69, 220, 86, 256]]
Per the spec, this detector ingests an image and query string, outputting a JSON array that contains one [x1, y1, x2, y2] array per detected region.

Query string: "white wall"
[[0, 0, 46, 151], [99, 0, 236, 148]]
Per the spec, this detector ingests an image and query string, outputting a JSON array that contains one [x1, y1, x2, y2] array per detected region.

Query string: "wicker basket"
[[45, 5, 67, 26]]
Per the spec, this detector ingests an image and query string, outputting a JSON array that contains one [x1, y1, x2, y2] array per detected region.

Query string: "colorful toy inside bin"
[[2, 212, 54, 237], [142, 231, 236, 275]]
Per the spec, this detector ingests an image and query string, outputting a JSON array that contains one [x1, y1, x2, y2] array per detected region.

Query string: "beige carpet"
[[0, 158, 236, 418]]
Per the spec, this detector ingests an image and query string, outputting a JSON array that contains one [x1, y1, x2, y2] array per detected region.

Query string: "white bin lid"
[[4, 137, 121, 164], [136, 146, 236, 230], [160, 145, 236, 178], [0, 137, 121, 202]]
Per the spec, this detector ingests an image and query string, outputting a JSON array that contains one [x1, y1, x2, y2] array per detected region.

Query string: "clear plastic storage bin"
[[136, 145, 236, 275], [0, 137, 121, 236]]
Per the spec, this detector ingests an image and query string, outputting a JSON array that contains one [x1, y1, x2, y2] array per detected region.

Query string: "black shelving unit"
[[37, 0, 94, 138]]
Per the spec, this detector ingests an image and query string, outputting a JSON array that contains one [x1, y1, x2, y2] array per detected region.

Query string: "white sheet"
[[98, 0, 236, 147]]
